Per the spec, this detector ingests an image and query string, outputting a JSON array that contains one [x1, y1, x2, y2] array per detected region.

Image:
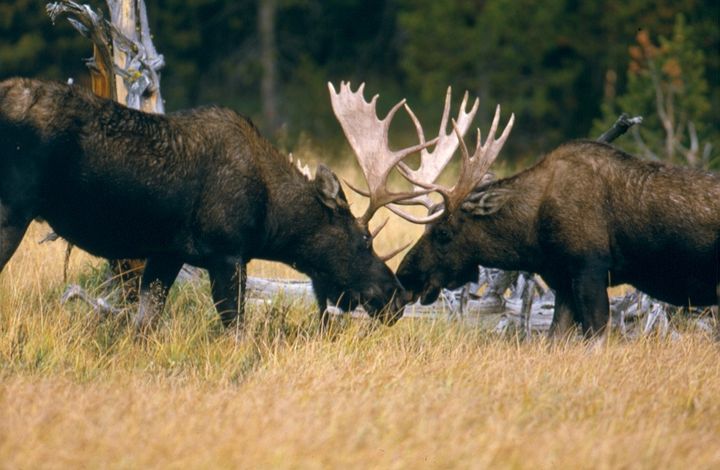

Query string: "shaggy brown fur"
[[398, 141, 720, 336]]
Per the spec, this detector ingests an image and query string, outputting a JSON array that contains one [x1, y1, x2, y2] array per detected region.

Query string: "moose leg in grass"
[[393, 91, 720, 338], [0, 204, 32, 272], [0, 78, 407, 330], [134, 256, 185, 329], [441, 112, 643, 325], [206, 258, 247, 328], [48, 0, 167, 305]]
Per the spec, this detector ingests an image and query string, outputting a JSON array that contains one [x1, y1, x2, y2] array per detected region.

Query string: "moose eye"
[[362, 234, 371, 249]]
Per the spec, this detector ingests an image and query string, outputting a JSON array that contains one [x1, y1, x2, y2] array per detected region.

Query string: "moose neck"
[[257, 166, 329, 274], [464, 170, 546, 272]]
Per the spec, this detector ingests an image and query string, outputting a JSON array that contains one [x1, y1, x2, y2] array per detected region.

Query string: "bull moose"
[[0, 77, 412, 329], [379, 87, 720, 337]]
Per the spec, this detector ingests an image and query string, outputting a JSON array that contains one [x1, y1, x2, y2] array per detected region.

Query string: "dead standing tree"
[[47, 0, 165, 301]]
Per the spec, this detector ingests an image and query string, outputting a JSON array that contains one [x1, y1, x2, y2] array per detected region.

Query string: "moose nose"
[[392, 293, 410, 313], [401, 288, 417, 305], [420, 286, 441, 305]]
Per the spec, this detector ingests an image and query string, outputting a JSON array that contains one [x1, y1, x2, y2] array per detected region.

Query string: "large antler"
[[328, 81, 438, 227], [387, 87, 479, 224], [399, 103, 515, 222]]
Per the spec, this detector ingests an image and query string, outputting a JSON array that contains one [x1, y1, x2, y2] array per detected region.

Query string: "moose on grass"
[[352, 83, 720, 337], [0, 78, 417, 330]]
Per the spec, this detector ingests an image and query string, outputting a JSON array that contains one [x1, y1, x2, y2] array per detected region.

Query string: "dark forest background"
[[1, 0, 718, 167]]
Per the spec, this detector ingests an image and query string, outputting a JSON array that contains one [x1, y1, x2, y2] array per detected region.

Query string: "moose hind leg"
[[134, 255, 184, 330], [208, 259, 247, 328], [0, 202, 31, 273]]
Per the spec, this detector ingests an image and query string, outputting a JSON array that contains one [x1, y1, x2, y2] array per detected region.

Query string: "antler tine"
[[451, 118, 473, 187], [397, 103, 434, 209], [387, 204, 446, 224], [390, 164, 454, 224], [389, 92, 512, 225], [454, 90, 480, 137], [328, 81, 438, 226], [402, 89, 479, 186], [378, 241, 412, 262], [382, 98, 408, 139], [370, 217, 389, 239], [444, 107, 515, 212], [391, 88, 480, 222], [404, 102, 426, 146], [356, 137, 439, 226], [436, 87, 453, 140], [485, 105, 502, 151], [474, 106, 514, 176], [488, 106, 515, 153], [342, 177, 370, 197]]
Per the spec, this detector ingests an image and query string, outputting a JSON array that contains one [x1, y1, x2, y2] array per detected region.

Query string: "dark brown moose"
[[0, 78, 407, 329], [393, 91, 720, 337]]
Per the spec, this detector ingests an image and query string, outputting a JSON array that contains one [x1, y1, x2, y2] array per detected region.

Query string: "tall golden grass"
[[1, 160, 719, 468]]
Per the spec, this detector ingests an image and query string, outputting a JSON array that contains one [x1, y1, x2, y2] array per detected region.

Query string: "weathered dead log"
[[61, 270, 712, 337]]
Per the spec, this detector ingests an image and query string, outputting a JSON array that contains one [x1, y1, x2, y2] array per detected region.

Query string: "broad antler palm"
[[329, 81, 446, 260], [328, 81, 439, 228]]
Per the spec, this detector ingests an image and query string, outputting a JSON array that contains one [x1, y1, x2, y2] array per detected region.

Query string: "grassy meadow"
[[1, 160, 719, 469]]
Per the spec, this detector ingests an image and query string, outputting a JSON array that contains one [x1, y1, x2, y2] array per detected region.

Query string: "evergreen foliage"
[[594, 15, 718, 169], [0, 0, 716, 163]]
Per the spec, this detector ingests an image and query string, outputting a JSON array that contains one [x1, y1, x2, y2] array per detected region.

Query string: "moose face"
[[397, 212, 480, 305], [309, 165, 406, 324]]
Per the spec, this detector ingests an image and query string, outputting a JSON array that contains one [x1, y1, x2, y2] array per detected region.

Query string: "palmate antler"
[[388, 87, 479, 224], [397, 100, 515, 222], [328, 82, 439, 228]]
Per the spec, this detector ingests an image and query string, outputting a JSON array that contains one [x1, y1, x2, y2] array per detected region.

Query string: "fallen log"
[[61, 273, 711, 339]]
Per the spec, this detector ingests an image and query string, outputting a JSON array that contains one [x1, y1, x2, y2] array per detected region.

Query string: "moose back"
[[398, 140, 720, 336], [0, 78, 405, 328]]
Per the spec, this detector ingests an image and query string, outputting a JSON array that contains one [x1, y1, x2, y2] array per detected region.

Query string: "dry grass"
[[1, 162, 719, 468]]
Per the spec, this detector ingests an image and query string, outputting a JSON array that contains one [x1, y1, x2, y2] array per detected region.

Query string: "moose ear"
[[314, 164, 349, 210], [461, 188, 511, 216]]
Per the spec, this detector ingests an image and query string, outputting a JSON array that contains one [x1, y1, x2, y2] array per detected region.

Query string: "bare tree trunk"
[[108, 0, 135, 104], [90, 44, 115, 99], [106, 0, 165, 113], [259, 0, 280, 133]]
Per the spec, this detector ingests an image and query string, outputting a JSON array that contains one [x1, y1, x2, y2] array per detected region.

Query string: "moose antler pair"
[[328, 81, 514, 255]]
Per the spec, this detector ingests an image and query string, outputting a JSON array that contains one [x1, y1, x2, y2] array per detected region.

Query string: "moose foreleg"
[[548, 284, 577, 339], [310, 281, 331, 330], [208, 259, 247, 328], [134, 255, 184, 331], [0, 202, 31, 273]]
